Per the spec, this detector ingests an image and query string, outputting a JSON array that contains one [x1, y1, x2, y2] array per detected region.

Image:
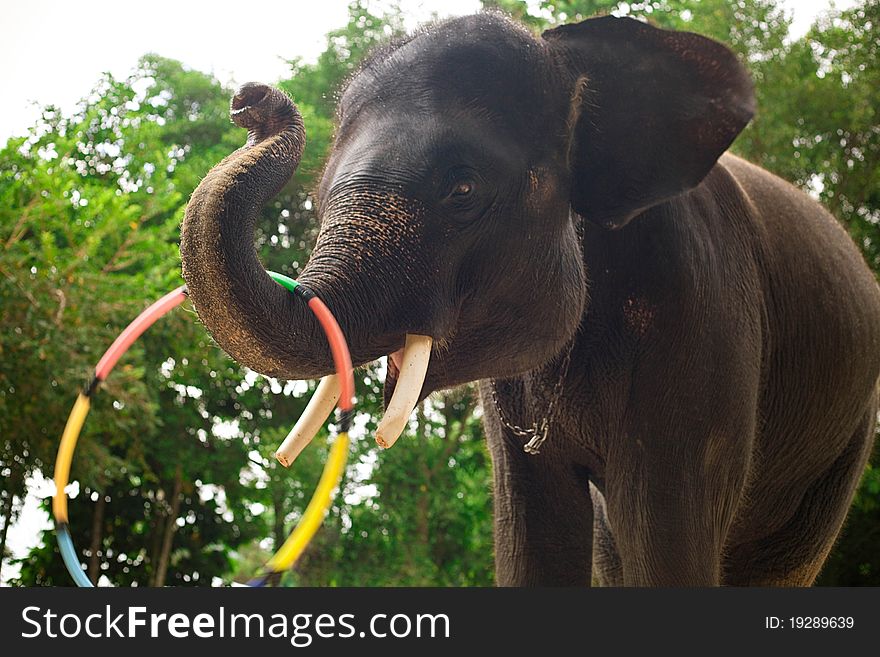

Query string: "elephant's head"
[[180, 14, 753, 447]]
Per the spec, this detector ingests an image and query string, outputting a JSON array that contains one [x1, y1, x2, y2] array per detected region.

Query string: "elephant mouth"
[[383, 346, 404, 407], [275, 332, 435, 467]]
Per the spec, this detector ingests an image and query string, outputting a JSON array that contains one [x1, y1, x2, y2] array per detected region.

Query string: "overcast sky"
[[0, 0, 855, 143], [0, 0, 857, 584]]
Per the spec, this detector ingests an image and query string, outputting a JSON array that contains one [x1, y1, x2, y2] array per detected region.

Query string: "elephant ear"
[[543, 16, 755, 229]]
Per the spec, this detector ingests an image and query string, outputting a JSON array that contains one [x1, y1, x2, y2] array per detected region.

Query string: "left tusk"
[[376, 334, 433, 449], [275, 375, 341, 467]]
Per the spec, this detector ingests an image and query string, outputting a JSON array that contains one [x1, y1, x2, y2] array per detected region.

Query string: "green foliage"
[[293, 389, 494, 587], [281, 0, 407, 117], [737, 1, 880, 269], [0, 54, 269, 585]]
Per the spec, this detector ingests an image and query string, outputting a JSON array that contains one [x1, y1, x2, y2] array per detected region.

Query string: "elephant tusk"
[[275, 375, 341, 467], [376, 334, 433, 449]]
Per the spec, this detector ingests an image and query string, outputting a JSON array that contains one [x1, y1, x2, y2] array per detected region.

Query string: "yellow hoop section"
[[265, 430, 350, 572]]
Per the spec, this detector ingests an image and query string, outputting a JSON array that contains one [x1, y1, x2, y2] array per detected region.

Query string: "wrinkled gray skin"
[[180, 14, 880, 585]]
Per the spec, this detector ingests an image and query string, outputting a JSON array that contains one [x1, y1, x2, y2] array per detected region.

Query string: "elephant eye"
[[451, 181, 474, 197], [438, 168, 486, 221]]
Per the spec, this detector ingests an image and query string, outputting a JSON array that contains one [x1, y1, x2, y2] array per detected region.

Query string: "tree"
[[2, 56, 268, 585]]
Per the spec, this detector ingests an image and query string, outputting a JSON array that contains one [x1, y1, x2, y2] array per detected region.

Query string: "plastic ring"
[[52, 273, 354, 587]]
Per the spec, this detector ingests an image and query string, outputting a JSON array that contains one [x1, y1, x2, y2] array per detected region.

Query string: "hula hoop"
[[52, 272, 355, 587]]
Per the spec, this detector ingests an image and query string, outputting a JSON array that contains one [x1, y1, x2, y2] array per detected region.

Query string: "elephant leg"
[[488, 435, 594, 586], [599, 302, 761, 585], [601, 413, 757, 586], [604, 458, 742, 586], [723, 400, 877, 586]]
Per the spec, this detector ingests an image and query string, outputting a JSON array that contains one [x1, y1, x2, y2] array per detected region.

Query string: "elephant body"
[[484, 152, 880, 585], [180, 13, 880, 586]]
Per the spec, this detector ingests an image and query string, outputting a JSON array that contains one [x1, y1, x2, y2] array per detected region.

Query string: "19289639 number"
[[790, 617, 854, 629]]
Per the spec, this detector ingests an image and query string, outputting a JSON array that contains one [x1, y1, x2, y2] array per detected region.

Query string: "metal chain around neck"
[[489, 338, 575, 455]]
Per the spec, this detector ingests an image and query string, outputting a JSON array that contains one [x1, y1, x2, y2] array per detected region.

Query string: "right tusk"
[[275, 375, 341, 467], [376, 334, 433, 449]]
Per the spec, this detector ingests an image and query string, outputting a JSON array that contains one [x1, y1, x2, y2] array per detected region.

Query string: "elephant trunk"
[[181, 83, 331, 380], [181, 84, 438, 450]]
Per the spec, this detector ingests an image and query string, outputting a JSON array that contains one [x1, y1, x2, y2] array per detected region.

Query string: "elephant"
[[180, 13, 880, 586]]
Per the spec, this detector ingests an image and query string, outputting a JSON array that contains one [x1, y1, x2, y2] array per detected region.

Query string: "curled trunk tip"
[[180, 81, 319, 380], [230, 82, 302, 144]]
